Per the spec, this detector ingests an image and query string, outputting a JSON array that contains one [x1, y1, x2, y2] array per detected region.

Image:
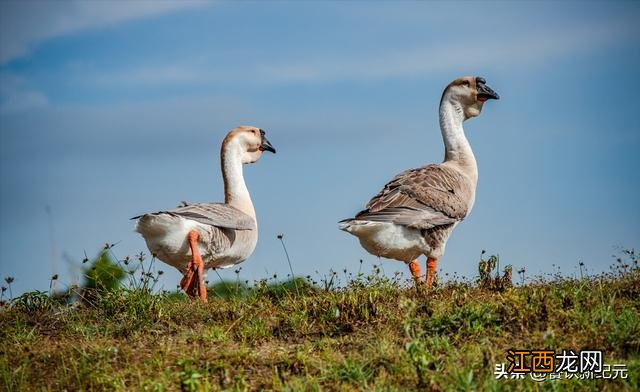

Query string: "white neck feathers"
[[439, 99, 478, 183], [220, 139, 256, 220]]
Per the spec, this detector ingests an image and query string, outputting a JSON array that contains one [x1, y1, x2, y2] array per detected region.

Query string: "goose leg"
[[408, 259, 422, 285], [179, 230, 208, 303], [425, 257, 438, 289]]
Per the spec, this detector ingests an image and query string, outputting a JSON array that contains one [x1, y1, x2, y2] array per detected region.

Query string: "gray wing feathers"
[[133, 203, 255, 230], [355, 164, 473, 229], [354, 206, 457, 230]]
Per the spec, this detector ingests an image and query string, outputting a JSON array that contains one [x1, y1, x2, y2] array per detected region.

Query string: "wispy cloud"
[[83, 19, 636, 88], [89, 64, 225, 87], [0, 0, 213, 64], [257, 22, 635, 83], [0, 74, 48, 114]]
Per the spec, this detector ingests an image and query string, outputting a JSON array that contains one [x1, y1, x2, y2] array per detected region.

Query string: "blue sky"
[[1, 1, 638, 296]]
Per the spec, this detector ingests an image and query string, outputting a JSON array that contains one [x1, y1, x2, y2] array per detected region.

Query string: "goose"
[[132, 126, 276, 302], [340, 76, 499, 289]]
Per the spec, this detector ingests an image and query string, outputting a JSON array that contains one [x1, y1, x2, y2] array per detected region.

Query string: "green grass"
[[1, 253, 638, 391]]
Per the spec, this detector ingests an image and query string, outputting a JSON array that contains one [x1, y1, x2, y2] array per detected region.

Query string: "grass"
[[1, 250, 638, 391]]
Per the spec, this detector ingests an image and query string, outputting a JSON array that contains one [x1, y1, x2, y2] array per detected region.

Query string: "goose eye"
[[461, 81, 470, 87]]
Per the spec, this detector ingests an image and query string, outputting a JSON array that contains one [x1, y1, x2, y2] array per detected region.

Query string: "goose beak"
[[259, 130, 276, 153], [476, 77, 500, 102]]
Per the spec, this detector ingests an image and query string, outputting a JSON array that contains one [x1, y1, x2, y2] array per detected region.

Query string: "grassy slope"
[[1, 261, 639, 391]]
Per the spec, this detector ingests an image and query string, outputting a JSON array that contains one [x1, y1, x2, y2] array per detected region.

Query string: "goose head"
[[223, 125, 276, 164], [442, 76, 499, 120]]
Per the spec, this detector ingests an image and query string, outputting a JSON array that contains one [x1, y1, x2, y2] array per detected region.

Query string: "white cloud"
[[0, 0, 213, 64], [257, 22, 633, 83], [90, 65, 219, 86], [81, 19, 636, 88]]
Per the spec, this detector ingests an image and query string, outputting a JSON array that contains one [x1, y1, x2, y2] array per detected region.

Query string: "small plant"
[[209, 280, 250, 299], [405, 338, 432, 388], [332, 358, 374, 387], [80, 250, 126, 303], [517, 267, 526, 285], [450, 368, 476, 391], [49, 274, 59, 294], [277, 233, 300, 295], [10, 290, 57, 312], [477, 253, 512, 291], [178, 359, 207, 392], [578, 260, 585, 279], [4, 276, 14, 299]]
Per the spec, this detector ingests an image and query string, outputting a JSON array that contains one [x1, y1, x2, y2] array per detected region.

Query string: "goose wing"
[[354, 164, 472, 230], [132, 202, 255, 230]]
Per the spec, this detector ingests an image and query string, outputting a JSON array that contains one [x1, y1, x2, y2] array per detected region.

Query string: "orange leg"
[[408, 259, 422, 284], [425, 257, 438, 289], [179, 230, 208, 303]]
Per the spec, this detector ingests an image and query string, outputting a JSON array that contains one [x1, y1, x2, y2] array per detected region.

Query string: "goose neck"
[[439, 100, 477, 180], [220, 143, 256, 220]]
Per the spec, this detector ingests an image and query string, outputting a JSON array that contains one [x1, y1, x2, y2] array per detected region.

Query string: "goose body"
[[340, 76, 499, 287], [133, 126, 276, 301], [341, 163, 473, 261], [135, 203, 257, 270]]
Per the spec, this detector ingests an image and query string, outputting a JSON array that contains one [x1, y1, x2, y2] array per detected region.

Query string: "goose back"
[[354, 164, 475, 230]]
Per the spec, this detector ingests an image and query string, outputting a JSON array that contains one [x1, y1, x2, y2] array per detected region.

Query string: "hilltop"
[[1, 251, 638, 391]]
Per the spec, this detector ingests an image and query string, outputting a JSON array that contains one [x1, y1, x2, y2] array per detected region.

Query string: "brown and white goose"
[[340, 76, 499, 288], [133, 126, 276, 302]]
